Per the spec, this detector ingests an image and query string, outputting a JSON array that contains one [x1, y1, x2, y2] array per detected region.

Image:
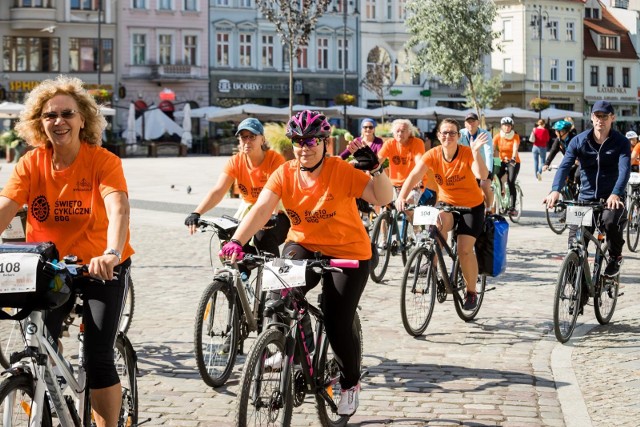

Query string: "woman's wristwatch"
[[103, 248, 122, 264], [371, 165, 384, 177]]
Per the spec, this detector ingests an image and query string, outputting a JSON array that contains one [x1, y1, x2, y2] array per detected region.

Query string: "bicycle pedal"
[[618, 292, 625, 297], [483, 286, 497, 293], [359, 369, 369, 381]]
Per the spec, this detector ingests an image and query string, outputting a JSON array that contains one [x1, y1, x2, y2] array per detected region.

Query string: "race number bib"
[[262, 258, 307, 291], [565, 206, 593, 226], [0, 253, 40, 293], [1, 216, 25, 240], [413, 206, 439, 226], [628, 172, 640, 185]]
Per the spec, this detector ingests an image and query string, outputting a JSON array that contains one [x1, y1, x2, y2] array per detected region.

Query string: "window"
[[297, 46, 308, 69], [549, 21, 558, 40], [183, 35, 197, 65], [16, 0, 51, 6], [386, 0, 392, 19], [593, 8, 600, 19], [158, 0, 172, 10], [585, 8, 591, 19], [566, 60, 574, 82], [398, 0, 406, 20], [607, 67, 614, 87], [132, 34, 146, 65], [71, 0, 99, 10], [317, 37, 329, 69], [365, 0, 375, 19], [69, 38, 113, 73], [184, 0, 197, 11], [590, 65, 598, 86], [132, 0, 147, 9], [566, 22, 575, 41], [216, 32, 229, 66], [216, 0, 229, 5], [158, 34, 172, 64], [533, 57, 541, 82], [623, 67, 630, 88], [338, 38, 348, 71], [550, 59, 558, 81], [503, 58, 512, 75], [261, 35, 273, 68], [3, 36, 60, 72], [239, 0, 251, 6], [503, 20, 512, 41], [600, 36, 618, 51], [239, 33, 252, 67]]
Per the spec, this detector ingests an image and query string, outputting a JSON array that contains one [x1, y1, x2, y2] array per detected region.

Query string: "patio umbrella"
[[0, 101, 25, 118], [124, 103, 137, 145], [369, 105, 426, 120], [134, 108, 183, 140], [180, 104, 193, 149], [484, 107, 539, 120], [415, 107, 467, 120], [539, 108, 584, 121], [206, 104, 286, 122], [174, 106, 221, 120]]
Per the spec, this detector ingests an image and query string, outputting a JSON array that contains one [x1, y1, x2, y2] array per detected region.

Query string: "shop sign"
[[217, 79, 303, 94]]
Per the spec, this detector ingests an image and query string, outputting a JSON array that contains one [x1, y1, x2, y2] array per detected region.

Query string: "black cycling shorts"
[[453, 203, 485, 238]]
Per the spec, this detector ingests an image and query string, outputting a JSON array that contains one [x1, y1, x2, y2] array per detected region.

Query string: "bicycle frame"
[[381, 204, 411, 253], [425, 225, 459, 294], [572, 221, 607, 299]]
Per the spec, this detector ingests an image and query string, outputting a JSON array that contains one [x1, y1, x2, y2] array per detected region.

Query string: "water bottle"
[[241, 272, 255, 307], [300, 312, 315, 354]]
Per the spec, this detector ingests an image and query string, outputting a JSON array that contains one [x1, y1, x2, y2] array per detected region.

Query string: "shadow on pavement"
[[349, 416, 499, 426]]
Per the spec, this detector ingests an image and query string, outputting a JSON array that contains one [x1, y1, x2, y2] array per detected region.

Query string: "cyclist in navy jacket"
[[544, 100, 630, 277]]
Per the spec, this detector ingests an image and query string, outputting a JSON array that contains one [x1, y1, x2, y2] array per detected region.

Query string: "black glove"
[[184, 212, 201, 227], [352, 145, 379, 171]]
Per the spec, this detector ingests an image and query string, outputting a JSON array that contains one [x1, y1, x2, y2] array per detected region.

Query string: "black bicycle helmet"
[[285, 110, 331, 139]]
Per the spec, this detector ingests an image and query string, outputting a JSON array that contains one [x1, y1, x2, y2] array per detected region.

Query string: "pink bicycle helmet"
[[285, 110, 331, 138]]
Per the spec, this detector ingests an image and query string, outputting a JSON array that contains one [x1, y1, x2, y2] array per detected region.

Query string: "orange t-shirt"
[[0, 144, 134, 263], [265, 157, 371, 260], [378, 137, 425, 187], [493, 133, 521, 163], [223, 150, 285, 204], [421, 145, 483, 207], [632, 144, 640, 166]]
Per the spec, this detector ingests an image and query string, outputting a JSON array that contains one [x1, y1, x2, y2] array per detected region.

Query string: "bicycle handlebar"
[[234, 253, 359, 271], [437, 204, 472, 214], [555, 199, 606, 211]]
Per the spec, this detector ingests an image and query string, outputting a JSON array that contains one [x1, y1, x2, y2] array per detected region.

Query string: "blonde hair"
[[15, 75, 106, 147], [391, 118, 415, 134], [536, 119, 546, 127]]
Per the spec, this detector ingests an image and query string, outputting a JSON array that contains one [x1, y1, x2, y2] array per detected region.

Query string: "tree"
[[462, 74, 503, 126], [257, 0, 331, 117], [361, 47, 394, 123], [405, 0, 500, 117]]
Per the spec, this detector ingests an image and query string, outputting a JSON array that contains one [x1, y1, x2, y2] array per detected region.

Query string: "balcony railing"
[[122, 63, 205, 81]]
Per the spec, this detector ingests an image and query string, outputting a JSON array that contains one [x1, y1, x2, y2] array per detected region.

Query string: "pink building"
[[117, 0, 209, 137]]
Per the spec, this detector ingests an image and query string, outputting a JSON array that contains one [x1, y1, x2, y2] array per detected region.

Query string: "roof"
[[583, 2, 639, 59]]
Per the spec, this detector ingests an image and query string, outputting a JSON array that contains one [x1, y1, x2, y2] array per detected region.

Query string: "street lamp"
[[97, 0, 102, 85], [530, 7, 550, 104]]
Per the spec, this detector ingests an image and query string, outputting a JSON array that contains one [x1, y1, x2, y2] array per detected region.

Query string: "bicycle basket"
[[0, 242, 72, 320]]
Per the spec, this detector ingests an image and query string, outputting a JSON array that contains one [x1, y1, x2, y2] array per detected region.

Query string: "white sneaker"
[[264, 351, 284, 371], [337, 383, 360, 416]]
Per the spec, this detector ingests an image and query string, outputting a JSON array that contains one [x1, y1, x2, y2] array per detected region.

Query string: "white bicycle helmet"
[[500, 117, 514, 126], [625, 130, 638, 140]]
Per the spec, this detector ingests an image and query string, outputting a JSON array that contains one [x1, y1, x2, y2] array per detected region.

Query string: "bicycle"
[[0, 247, 140, 426], [544, 165, 580, 235], [625, 172, 640, 252], [491, 167, 523, 223], [552, 200, 622, 343], [370, 203, 416, 283], [236, 253, 364, 427], [193, 215, 270, 388], [400, 204, 489, 336]]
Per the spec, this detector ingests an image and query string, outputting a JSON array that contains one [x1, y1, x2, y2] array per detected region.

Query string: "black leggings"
[[282, 242, 368, 389], [497, 161, 521, 209], [568, 205, 627, 257], [45, 259, 131, 390]]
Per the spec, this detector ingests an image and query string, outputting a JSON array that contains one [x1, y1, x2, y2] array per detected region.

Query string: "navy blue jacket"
[[551, 128, 630, 200]]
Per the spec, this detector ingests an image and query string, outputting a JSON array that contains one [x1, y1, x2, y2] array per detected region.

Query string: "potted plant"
[[330, 126, 353, 155], [263, 122, 293, 160], [529, 97, 550, 112], [0, 130, 24, 162]]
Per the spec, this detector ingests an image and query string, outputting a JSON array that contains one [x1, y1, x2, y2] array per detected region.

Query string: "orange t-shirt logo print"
[[31, 195, 50, 222]]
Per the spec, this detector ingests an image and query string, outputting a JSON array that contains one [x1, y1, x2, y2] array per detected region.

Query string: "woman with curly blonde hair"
[[0, 74, 133, 427]]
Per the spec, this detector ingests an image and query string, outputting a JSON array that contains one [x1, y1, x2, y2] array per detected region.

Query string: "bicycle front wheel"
[[509, 185, 523, 223], [194, 279, 239, 388], [119, 279, 136, 334], [0, 313, 24, 369], [553, 251, 582, 343], [626, 200, 640, 252], [400, 246, 436, 336], [451, 261, 486, 321], [594, 275, 619, 325], [316, 312, 363, 427], [370, 211, 392, 283], [545, 193, 567, 234], [237, 328, 293, 427], [0, 373, 52, 427]]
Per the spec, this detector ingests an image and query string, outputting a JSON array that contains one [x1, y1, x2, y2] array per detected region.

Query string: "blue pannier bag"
[[475, 214, 509, 277]]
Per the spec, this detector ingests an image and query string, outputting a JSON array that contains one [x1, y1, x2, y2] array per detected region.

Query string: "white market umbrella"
[[174, 106, 221, 120], [99, 106, 115, 116], [134, 108, 183, 140], [0, 101, 25, 118], [369, 105, 425, 120], [124, 103, 137, 145], [180, 104, 193, 149], [539, 108, 584, 121], [484, 107, 539, 120], [415, 106, 467, 120], [206, 104, 286, 122]]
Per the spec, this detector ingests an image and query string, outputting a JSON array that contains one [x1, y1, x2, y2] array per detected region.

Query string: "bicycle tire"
[[316, 312, 363, 427], [399, 212, 410, 266], [0, 313, 23, 369], [194, 279, 239, 388], [370, 211, 392, 283], [626, 200, 640, 252], [508, 185, 523, 223], [0, 373, 53, 427], [400, 246, 436, 336], [594, 275, 619, 325], [451, 259, 486, 322], [553, 251, 582, 343], [236, 328, 293, 427], [119, 279, 135, 334], [545, 193, 567, 235]]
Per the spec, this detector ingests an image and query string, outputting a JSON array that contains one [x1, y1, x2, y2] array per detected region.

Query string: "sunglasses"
[[292, 137, 324, 148], [41, 110, 78, 121], [362, 126, 374, 129], [238, 134, 257, 142], [593, 113, 612, 120]]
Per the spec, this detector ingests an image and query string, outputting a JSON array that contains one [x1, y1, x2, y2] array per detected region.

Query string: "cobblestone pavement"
[[1, 154, 638, 426]]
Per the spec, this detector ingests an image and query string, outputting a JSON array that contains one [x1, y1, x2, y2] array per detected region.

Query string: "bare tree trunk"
[[289, 44, 294, 118]]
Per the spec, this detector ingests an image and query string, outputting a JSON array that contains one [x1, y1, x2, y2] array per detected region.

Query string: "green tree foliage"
[[463, 74, 503, 112], [257, 0, 331, 116], [405, 0, 500, 115]]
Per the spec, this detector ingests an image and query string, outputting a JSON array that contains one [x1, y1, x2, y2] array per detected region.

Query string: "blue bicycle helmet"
[[552, 120, 572, 132]]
